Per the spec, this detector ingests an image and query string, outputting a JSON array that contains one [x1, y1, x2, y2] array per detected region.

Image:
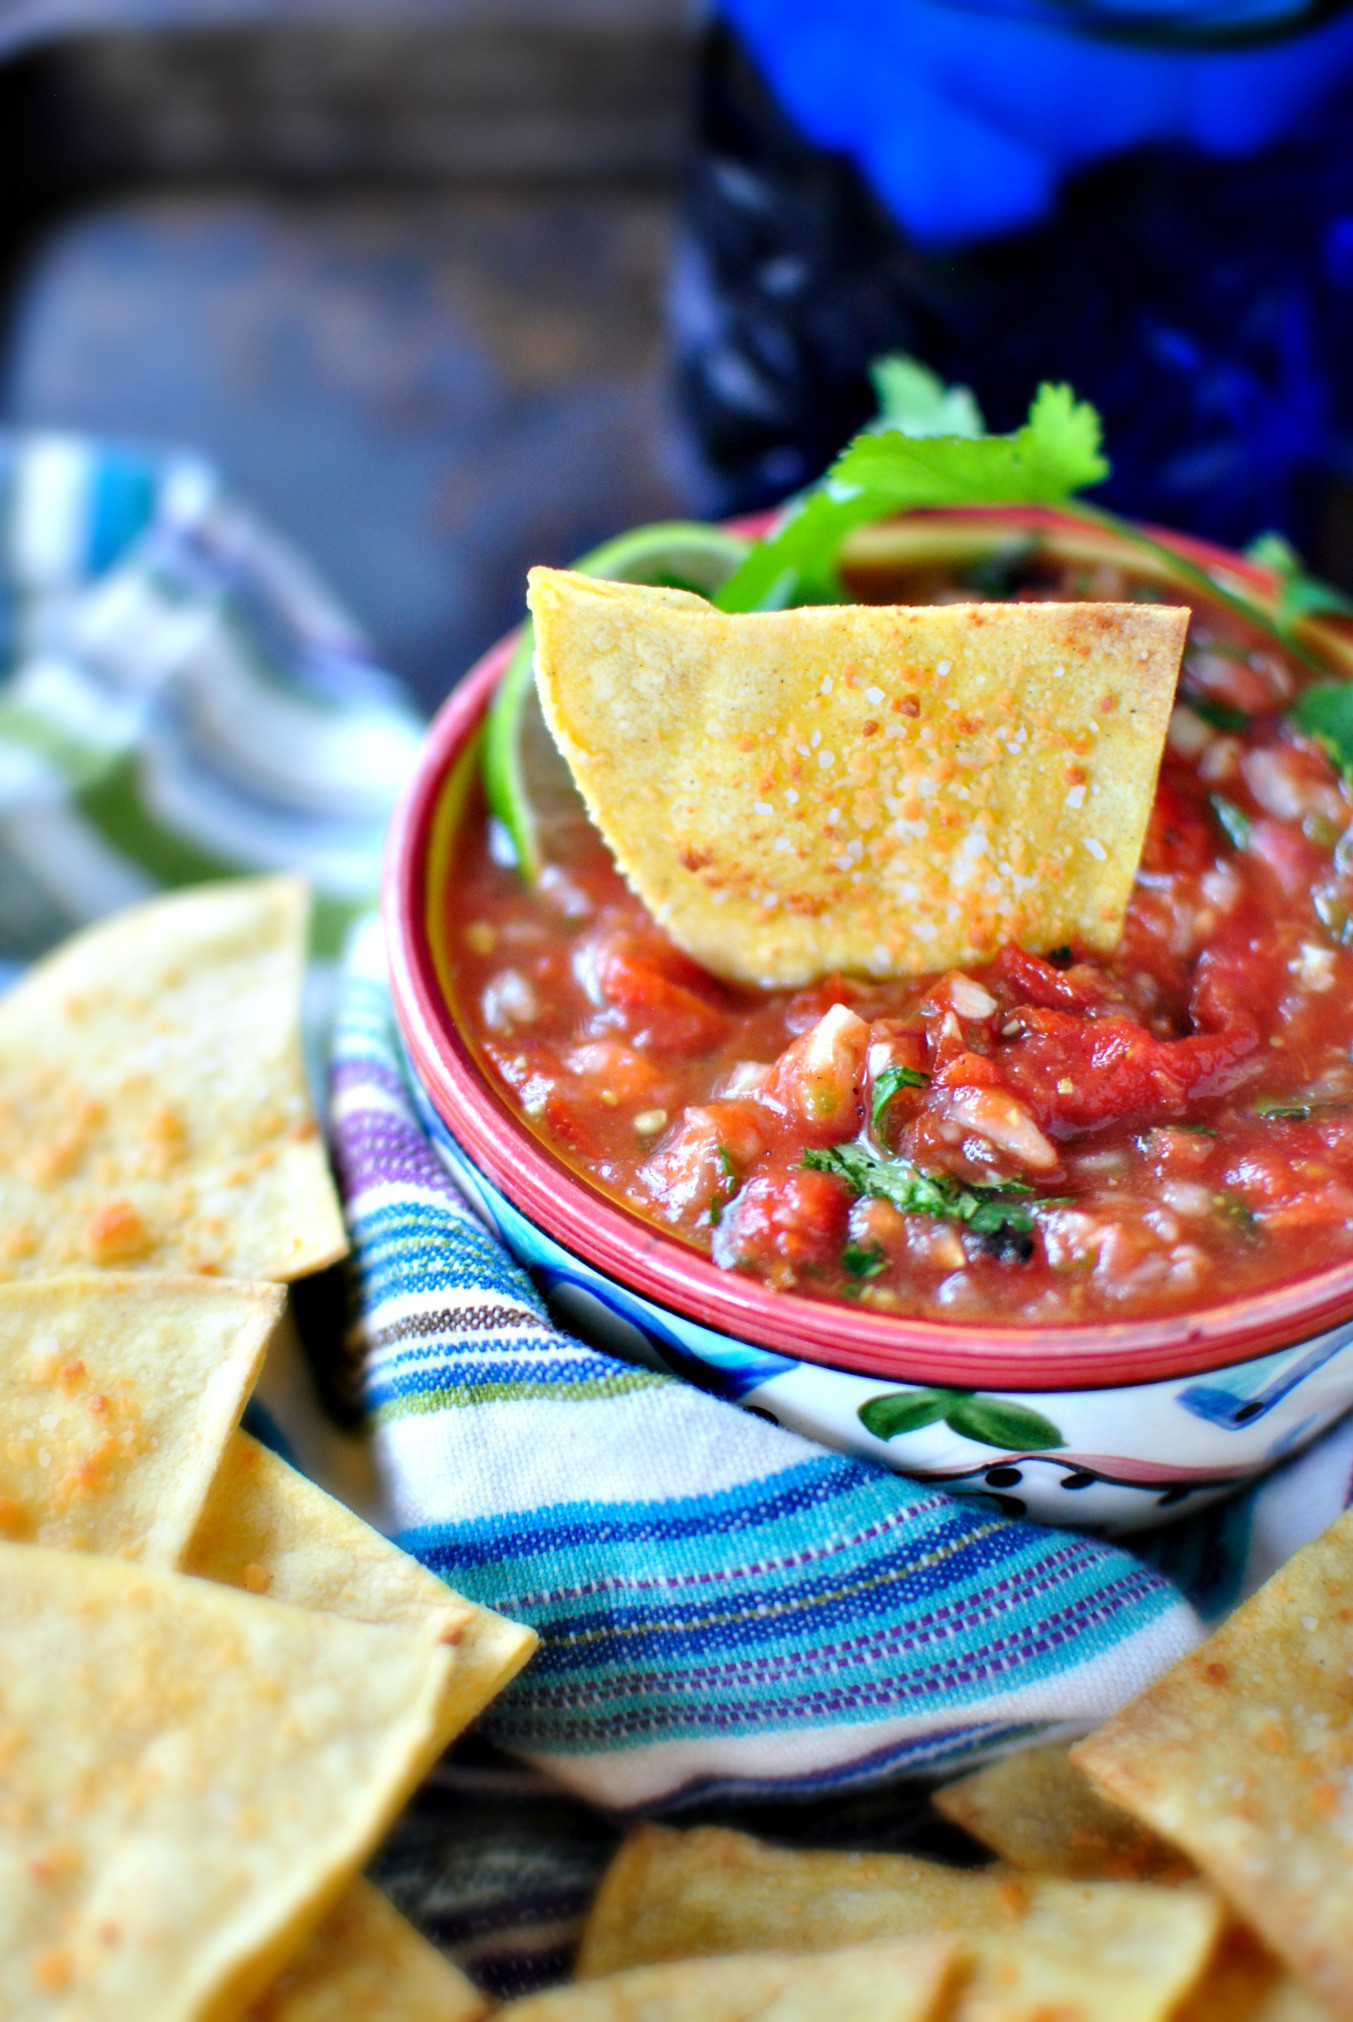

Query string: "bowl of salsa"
[[386, 505, 1353, 1531]]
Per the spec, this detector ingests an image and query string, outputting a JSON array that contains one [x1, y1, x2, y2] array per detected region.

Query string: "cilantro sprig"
[[714, 354, 1353, 695], [1246, 532, 1353, 637], [715, 374, 1108, 613], [803, 1141, 1052, 1238], [1291, 681, 1353, 783], [871, 1063, 929, 1131]]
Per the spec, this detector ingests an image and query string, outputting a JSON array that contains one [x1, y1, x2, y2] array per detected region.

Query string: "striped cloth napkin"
[[330, 915, 1353, 1811], [4, 428, 1353, 1983]]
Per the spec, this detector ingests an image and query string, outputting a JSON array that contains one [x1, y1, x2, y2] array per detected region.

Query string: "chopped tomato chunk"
[[994, 947, 1114, 1012], [933, 1051, 1003, 1090], [925, 1084, 1060, 1176], [640, 1101, 766, 1224], [580, 926, 731, 1055], [714, 1165, 850, 1276], [762, 1004, 868, 1143], [1000, 1009, 1258, 1134]]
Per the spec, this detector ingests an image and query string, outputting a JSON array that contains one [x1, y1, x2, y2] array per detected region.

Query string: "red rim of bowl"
[[385, 505, 1353, 1393]]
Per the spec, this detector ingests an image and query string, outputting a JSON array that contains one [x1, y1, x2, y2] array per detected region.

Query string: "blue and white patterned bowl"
[[387, 508, 1353, 1534], [409, 1076, 1353, 1534]]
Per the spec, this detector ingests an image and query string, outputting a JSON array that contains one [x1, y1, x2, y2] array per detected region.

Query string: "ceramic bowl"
[[386, 507, 1353, 1533]]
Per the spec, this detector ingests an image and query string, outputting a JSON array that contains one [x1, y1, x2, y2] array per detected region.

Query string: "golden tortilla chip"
[[527, 570, 1186, 986], [183, 1430, 537, 1746], [576, 1825, 1221, 2022], [0, 1542, 454, 2020], [249, 1879, 489, 2022], [502, 1937, 957, 2021], [1252, 1981, 1338, 2022], [0, 876, 347, 1282], [933, 1743, 1193, 1883], [1171, 1925, 1329, 2022], [1074, 1509, 1353, 2017], [0, 1274, 280, 1563]]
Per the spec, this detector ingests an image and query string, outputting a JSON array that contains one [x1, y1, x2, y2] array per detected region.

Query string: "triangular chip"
[[0, 1543, 453, 2018], [0, 1275, 281, 1563], [0, 876, 347, 1281], [576, 1825, 1222, 2022], [1074, 1509, 1353, 2016], [183, 1430, 536, 1747], [1173, 1925, 1324, 2022], [500, 1937, 957, 2021], [249, 1879, 489, 2022], [933, 1743, 1193, 1884], [528, 570, 1186, 985]]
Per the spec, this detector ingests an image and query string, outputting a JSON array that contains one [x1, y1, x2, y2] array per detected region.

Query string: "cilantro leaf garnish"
[[870, 1063, 929, 1131], [1255, 1096, 1347, 1121], [1186, 696, 1250, 734], [708, 1144, 740, 1226], [842, 1243, 887, 1280], [1213, 1190, 1258, 1233], [715, 378, 1109, 614], [869, 356, 984, 441], [712, 353, 1353, 702], [803, 1141, 1053, 1237], [1246, 532, 1353, 636], [1291, 681, 1353, 784]]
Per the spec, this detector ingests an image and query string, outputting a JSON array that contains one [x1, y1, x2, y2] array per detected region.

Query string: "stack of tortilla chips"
[[492, 1516, 1353, 2020], [0, 877, 534, 2019], [14, 877, 1353, 2019]]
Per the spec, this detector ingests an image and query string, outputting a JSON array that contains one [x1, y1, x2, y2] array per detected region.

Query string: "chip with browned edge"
[[575, 1824, 1221, 2022], [1171, 1925, 1328, 2022], [502, 1936, 957, 2021], [249, 1879, 489, 2022], [1074, 1509, 1353, 2017], [0, 1543, 453, 2019], [0, 1275, 281, 1563], [0, 877, 346, 1281], [528, 570, 1186, 986], [183, 1430, 537, 1743], [933, 1743, 1194, 1884]]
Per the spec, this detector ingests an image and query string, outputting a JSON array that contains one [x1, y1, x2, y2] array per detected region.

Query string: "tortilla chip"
[[576, 1825, 1221, 2022], [933, 1743, 1194, 1883], [0, 876, 346, 1282], [501, 1937, 957, 2020], [1252, 1981, 1338, 2022], [0, 1274, 280, 1563], [527, 570, 1186, 986], [0, 1542, 454, 2019], [183, 1429, 537, 1746], [1074, 1509, 1353, 2016], [249, 1879, 489, 2021], [1171, 1925, 1327, 2022]]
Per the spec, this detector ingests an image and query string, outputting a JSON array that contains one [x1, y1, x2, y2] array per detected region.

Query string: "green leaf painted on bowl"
[[858, 1390, 952, 1439], [943, 1395, 1065, 1449], [858, 1386, 1064, 1449]]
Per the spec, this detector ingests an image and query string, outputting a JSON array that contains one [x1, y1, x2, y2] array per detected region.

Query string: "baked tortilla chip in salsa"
[[455, 538, 1353, 1327], [528, 569, 1185, 986]]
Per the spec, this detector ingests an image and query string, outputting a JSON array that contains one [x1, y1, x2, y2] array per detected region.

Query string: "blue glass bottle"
[[673, 1, 1353, 573]]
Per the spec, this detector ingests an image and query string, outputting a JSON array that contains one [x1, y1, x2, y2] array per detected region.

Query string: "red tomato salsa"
[[447, 554, 1353, 1326]]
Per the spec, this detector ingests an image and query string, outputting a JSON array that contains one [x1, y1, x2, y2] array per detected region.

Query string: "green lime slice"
[[483, 521, 750, 884]]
